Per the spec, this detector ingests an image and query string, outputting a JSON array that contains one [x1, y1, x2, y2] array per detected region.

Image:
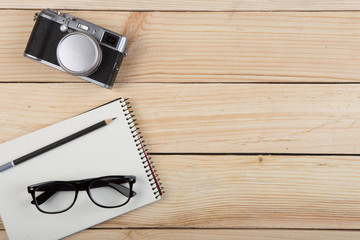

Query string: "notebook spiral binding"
[[120, 98, 164, 199]]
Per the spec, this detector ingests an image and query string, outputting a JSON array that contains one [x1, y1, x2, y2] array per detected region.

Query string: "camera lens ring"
[[56, 32, 102, 76]]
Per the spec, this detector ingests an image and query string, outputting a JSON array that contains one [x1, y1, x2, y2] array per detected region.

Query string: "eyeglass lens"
[[89, 177, 131, 207], [34, 182, 76, 213]]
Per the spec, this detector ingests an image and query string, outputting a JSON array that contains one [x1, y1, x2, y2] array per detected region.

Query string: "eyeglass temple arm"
[[109, 183, 137, 197], [31, 191, 54, 205], [32, 184, 136, 205]]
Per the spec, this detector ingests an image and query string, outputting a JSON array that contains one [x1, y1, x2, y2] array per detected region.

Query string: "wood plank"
[[0, 83, 360, 153], [2, 10, 360, 83], [2, 155, 360, 229], [2, 229, 360, 240], [2, 0, 360, 11]]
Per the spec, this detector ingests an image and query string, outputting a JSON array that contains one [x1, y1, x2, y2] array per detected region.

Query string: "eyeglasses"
[[27, 175, 136, 214]]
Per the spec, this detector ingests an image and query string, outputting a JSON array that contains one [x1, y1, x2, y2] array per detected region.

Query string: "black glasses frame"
[[27, 175, 136, 214]]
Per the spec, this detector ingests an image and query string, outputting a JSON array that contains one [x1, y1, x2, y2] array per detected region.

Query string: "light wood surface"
[[1, 1, 360, 240], [2, 10, 360, 83], [2, 155, 360, 230], [0, 83, 359, 153], [2, 0, 360, 11], [2, 229, 360, 240]]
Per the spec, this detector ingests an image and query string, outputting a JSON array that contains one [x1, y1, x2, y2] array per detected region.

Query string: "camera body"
[[24, 9, 128, 89]]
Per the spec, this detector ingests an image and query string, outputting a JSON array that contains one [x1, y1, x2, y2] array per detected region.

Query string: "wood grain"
[[2, 229, 360, 240], [2, 10, 360, 83], [2, 0, 360, 11], [0, 1, 359, 238], [0, 83, 359, 153], [63, 229, 360, 240], [2, 155, 360, 229]]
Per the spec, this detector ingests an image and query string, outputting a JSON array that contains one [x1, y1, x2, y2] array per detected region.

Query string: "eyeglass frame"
[[27, 175, 136, 214]]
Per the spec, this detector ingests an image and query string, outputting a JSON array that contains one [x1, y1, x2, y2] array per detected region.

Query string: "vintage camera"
[[24, 9, 128, 89]]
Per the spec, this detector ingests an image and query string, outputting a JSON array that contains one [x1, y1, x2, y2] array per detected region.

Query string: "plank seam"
[[2, 82, 360, 85], [152, 153, 360, 156], [4, 8, 360, 12], [1, 227, 360, 231], [59, 227, 360, 231]]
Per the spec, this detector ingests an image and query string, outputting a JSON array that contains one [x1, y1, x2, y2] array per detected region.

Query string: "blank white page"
[[0, 99, 160, 240]]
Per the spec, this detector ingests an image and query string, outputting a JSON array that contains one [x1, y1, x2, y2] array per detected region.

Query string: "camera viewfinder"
[[101, 32, 119, 48]]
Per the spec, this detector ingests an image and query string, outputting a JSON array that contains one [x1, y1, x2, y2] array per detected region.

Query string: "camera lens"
[[57, 32, 102, 76], [101, 32, 119, 48]]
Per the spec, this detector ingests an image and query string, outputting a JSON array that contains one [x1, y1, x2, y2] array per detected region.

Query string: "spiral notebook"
[[0, 98, 163, 240]]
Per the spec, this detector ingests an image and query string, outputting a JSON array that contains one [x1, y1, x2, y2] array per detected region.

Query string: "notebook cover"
[[0, 98, 162, 240]]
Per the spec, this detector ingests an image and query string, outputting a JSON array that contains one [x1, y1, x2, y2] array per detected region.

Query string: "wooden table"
[[1, 1, 360, 239]]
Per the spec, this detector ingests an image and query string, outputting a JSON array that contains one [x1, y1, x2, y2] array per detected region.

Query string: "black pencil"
[[0, 118, 116, 172]]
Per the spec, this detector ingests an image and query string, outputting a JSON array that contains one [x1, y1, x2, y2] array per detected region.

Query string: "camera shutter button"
[[56, 32, 102, 76]]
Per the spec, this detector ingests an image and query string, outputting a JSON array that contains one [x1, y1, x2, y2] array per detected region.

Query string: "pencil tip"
[[105, 118, 116, 125]]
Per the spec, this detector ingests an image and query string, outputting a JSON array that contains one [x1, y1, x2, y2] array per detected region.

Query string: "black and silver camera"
[[24, 9, 128, 89]]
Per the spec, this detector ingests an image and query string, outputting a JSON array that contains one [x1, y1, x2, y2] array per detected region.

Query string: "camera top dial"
[[56, 32, 102, 76]]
